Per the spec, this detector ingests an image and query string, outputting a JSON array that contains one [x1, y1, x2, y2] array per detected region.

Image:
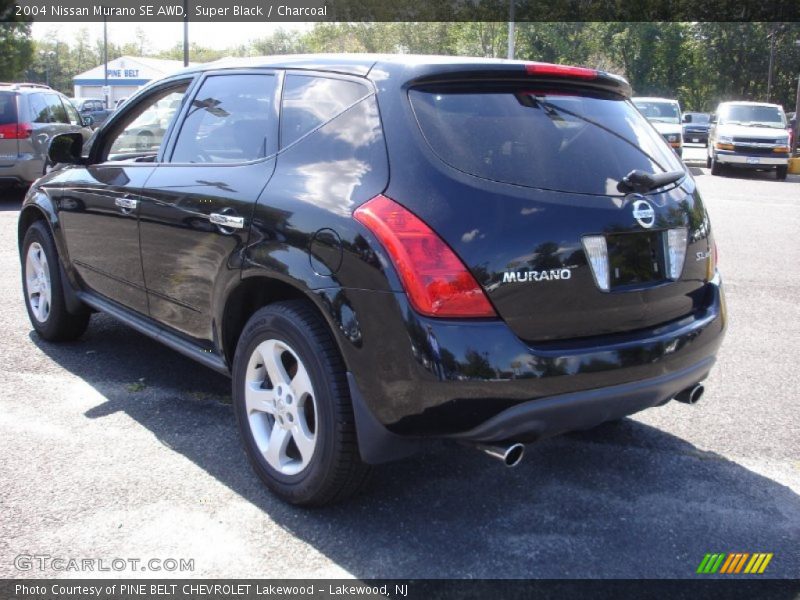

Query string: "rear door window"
[[171, 73, 276, 164], [280, 74, 370, 148], [45, 94, 69, 124], [409, 85, 684, 196]]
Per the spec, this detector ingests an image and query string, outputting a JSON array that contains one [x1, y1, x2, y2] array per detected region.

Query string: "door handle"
[[209, 213, 245, 229], [115, 197, 138, 210]]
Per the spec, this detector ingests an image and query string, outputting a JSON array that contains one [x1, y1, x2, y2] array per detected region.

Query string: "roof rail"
[[0, 82, 53, 90]]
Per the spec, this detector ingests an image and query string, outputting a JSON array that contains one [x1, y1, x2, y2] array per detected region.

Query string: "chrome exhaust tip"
[[475, 442, 525, 467], [675, 383, 705, 405]]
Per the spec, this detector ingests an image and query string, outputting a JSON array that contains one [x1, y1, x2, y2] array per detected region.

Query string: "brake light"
[[354, 195, 497, 318], [525, 63, 598, 80], [0, 122, 32, 139]]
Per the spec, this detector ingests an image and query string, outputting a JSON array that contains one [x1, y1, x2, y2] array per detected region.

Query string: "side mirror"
[[682, 114, 692, 123], [48, 133, 86, 166], [710, 114, 717, 123], [82, 115, 93, 127]]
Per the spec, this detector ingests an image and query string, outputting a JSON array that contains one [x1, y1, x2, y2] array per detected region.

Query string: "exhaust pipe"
[[674, 383, 705, 405], [474, 442, 525, 467]]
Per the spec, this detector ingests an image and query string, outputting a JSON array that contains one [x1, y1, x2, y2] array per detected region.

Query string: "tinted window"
[[29, 93, 50, 123], [46, 94, 69, 124], [281, 75, 369, 148], [409, 86, 684, 196], [107, 86, 188, 159], [0, 92, 17, 125], [171, 74, 275, 164]]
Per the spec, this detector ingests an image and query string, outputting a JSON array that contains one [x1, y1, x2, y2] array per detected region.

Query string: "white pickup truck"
[[707, 101, 791, 180]]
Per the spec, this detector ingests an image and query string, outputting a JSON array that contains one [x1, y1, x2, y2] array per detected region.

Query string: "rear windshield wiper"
[[617, 169, 685, 194]]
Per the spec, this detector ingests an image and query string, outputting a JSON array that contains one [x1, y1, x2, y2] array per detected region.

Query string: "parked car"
[[707, 101, 790, 179], [632, 96, 684, 156], [682, 111, 711, 146], [114, 97, 128, 110], [74, 97, 113, 128], [0, 83, 92, 188], [18, 55, 726, 506]]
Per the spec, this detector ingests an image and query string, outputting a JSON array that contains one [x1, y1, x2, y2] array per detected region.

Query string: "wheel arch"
[[219, 274, 355, 372]]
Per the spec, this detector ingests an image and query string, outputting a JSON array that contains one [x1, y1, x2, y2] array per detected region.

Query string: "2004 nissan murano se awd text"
[[18, 55, 726, 505]]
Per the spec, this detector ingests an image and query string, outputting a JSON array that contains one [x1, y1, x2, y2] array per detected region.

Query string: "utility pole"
[[183, 0, 189, 66], [794, 40, 800, 154], [103, 15, 108, 109], [767, 26, 776, 102], [507, 0, 515, 60]]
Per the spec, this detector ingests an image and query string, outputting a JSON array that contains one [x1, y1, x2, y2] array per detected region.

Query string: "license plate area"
[[746, 157, 760, 165], [606, 231, 666, 289]]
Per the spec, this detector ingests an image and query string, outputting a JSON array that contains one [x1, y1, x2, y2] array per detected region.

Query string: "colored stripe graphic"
[[699, 552, 773, 575]]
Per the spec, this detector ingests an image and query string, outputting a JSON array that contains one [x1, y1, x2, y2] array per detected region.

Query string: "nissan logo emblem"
[[632, 199, 656, 229]]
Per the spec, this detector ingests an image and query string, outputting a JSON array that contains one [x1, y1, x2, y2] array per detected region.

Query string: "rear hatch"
[[0, 92, 20, 162], [398, 74, 712, 342]]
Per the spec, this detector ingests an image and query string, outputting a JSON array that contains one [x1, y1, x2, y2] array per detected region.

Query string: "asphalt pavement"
[[1, 152, 798, 579]]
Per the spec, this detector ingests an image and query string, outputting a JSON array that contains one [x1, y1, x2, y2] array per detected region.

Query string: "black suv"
[[18, 55, 726, 505]]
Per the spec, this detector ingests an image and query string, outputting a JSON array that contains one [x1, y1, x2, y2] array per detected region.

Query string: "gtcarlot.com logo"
[[14, 554, 195, 572], [696, 552, 773, 575]]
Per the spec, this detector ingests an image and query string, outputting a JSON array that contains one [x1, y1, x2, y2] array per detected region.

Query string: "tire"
[[706, 153, 712, 169], [776, 166, 788, 181], [21, 221, 90, 342], [710, 154, 722, 176], [232, 300, 370, 506]]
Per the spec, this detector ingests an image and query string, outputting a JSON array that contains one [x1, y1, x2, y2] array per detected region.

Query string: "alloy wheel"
[[25, 242, 52, 323], [244, 339, 318, 476]]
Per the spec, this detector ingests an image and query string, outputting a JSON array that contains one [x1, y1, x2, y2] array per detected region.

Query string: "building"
[[73, 56, 190, 106]]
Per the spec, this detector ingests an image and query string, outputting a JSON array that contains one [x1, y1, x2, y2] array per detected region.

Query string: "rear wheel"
[[21, 221, 90, 341], [232, 300, 370, 506], [776, 165, 788, 180]]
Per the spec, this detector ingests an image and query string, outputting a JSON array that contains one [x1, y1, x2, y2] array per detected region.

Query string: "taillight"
[[353, 195, 497, 318], [707, 240, 718, 280], [525, 63, 598, 80], [0, 122, 32, 139]]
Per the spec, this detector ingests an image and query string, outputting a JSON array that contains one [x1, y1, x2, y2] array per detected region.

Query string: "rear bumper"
[[332, 274, 726, 463], [448, 356, 713, 443]]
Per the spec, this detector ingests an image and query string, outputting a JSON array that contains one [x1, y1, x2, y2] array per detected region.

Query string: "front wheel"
[[710, 154, 722, 176], [232, 300, 370, 506], [21, 221, 90, 341], [776, 165, 788, 180]]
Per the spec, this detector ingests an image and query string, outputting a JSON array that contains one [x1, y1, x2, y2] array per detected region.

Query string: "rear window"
[[409, 85, 684, 196], [0, 92, 17, 125]]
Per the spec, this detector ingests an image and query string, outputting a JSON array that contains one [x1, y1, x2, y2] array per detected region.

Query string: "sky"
[[31, 21, 311, 52]]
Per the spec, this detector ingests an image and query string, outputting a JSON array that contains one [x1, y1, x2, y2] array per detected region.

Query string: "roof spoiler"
[[406, 61, 632, 98]]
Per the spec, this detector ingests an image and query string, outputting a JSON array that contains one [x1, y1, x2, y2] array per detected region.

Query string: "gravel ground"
[[1, 154, 798, 579]]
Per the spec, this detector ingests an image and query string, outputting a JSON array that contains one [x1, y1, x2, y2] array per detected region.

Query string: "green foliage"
[[9, 20, 800, 113], [0, 0, 33, 82]]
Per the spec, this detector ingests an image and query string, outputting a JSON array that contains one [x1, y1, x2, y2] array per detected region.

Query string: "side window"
[[29, 93, 50, 123], [62, 98, 82, 126], [280, 75, 370, 148], [171, 73, 276, 164], [105, 84, 188, 160], [46, 95, 69, 124]]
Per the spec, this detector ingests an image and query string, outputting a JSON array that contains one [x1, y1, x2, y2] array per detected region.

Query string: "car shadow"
[[0, 188, 26, 211], [29, 315, 800, 578]]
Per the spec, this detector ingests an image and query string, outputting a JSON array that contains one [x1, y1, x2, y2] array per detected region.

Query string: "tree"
[[0, 0, 34, 81]]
